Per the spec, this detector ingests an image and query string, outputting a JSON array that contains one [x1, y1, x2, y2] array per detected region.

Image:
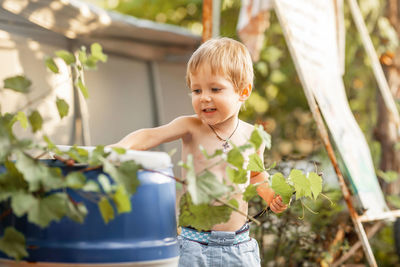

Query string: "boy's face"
[[189, 64, 248, 126]]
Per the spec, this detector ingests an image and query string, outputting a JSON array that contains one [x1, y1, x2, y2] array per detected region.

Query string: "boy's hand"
[[269, 195, 287, 214], [256, 183, 288, 214]]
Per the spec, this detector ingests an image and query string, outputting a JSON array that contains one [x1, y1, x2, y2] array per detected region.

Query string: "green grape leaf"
[[55, 50, 76, 65], [227, 147, 244, 169], [66, 172, 86, 189], [83, 57, 97, 70], [103, 159, 140, 195], [98, 174, 112, 193], [89, 146, 110, 166], [112, 186, 131, 214], [82, 180, 101, 192], [3, 75, 31, 93], [78, 48, 87, 65], [65, 200, 87, 224], [199, 145, 223, 159], [238, 143, 253, 152], [266, 162, 276, 171], [0, 117, 12, 162], [0, 160, 27, 198], [377, 169, 399, 183], [28, 110, 43, 133], [91, 43, 108, 63], [15, 152, 64, 191], [56, 97, 69, 119], [247, 153, 265, 172], [43, 135, 62, 154], [250, 127, 263, 149], [243, 184, 258, 201], [271, 173, 294, 204], [289, 169, 312, 200], [98, 196, 114, 224], [66, 145, 89, 163], [12, 111, 28, 129], [186, 154, 230, 204], [251, 125, 271, 150], [226, 166, 248, 184], [168, 148, 177, 157], [308, 172, 322, 200], [196, 170, 231, 204], [45, 57, 59, 74], [0, 227, 28, 260], [184, 154, 197, 200], [77, 77, 89, 98], [11, 192, 37, 217], [178, 193, 235, 231], [27, 193, 68, 228], [112, 147, 126, 155], [387, 195, 400, 208]]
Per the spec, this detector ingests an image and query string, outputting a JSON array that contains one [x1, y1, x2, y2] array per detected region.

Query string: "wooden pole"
[[302, 88, 377, 267], [202, 0, 213, 42], [212, 0, 221, 37]]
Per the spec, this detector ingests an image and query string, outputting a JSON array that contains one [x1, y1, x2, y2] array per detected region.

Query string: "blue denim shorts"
[[177, 225, 261, 267]]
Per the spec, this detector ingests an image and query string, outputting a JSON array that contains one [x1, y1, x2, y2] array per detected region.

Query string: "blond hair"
[[186, 37, 253, 92]]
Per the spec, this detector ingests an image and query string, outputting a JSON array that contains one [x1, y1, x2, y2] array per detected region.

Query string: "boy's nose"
[[200, 93, 212, 102]]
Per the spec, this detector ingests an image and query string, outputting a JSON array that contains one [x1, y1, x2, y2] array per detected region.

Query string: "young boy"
[[110, 37, 287, 266]]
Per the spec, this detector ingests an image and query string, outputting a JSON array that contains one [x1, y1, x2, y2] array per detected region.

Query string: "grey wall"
[[0, 10, 195, 172]]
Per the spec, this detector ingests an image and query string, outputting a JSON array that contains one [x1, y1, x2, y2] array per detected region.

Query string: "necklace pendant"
[[222, 141, 230, 152]]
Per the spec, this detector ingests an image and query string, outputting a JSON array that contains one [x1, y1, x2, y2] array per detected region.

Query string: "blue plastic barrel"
[[0, 148, 179, 266]]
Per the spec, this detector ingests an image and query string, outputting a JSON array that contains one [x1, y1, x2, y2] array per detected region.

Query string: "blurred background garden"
[[92, 0, 400, 265]]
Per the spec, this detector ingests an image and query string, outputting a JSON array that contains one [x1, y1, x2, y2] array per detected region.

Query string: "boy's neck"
[[207, 116, 240, 137]]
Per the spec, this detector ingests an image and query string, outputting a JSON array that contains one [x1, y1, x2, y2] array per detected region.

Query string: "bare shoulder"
[[173, 115, 202, 128], [240, 120, 256, 136], [170, 115, 203, 135]]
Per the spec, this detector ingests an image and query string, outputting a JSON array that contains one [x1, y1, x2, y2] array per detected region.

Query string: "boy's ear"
[[239, 84, 252, 101]]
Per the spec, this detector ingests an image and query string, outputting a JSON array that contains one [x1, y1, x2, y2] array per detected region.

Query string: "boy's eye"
[[211, 88, 221, 92], [192, 89, 201, 94]]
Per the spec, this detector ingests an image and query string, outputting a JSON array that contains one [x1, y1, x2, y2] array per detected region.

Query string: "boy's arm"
[[109, 116, 192, 150], [250, 145, 287, 213]]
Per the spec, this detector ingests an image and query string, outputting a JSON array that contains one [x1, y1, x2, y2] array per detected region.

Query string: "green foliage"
[[179, 193, 237, 231], [180, 126, 324, 230], [112, 186, 132, 214], [28, 110, 43, 133], [15, 152, 64, 191], [102, 159, 140, 195], [90, 43, 108, 63], [243, 183, 258, 202], [66, 172, 87, 189], [55, 50, 76, 65], [290, 169, 312, 200], [377, 169, 399, 183], [56, 97, 69, 119], [387, 195, 400, 208], [45, 57, 59, 74], [13, 112, 28, 129], [98, 196, 115, 224], [247, 153, 265, 172], [271, 173, 293, 204], [77, 78, 89, 98], [0, 227, 28, 260], [0, 44, 112, 259], [3, 76, 31, 93], [251, 124, 272, 150], [227, 166, 247, 184]]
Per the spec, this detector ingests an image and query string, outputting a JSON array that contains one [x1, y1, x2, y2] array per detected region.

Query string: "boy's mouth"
[[202, 108, 217, 113]]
